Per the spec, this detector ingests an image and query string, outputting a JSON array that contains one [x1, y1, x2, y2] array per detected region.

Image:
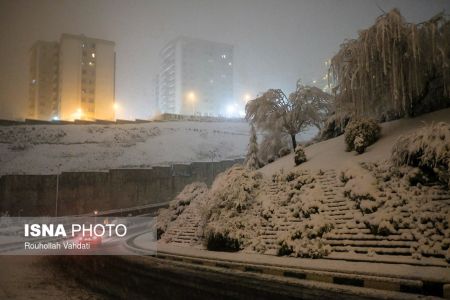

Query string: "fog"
[[0, 0, 448, 119]]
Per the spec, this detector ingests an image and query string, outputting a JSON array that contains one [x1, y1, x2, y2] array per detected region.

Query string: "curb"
[[125, 235, 449, 298]]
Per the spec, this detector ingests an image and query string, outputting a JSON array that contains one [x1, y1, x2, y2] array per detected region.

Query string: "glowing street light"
[[72, 108, 83, 120], [186, 91, 196, 115]]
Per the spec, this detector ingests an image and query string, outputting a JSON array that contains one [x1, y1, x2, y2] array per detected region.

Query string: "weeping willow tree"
[[329, 9, 450, 120], [245, 81, 332, 150]]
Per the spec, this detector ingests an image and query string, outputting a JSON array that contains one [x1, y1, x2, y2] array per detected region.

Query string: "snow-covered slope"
[[260, 108, 450, 177], [157, 108, 450, 266], [0, 121, 249, 175]]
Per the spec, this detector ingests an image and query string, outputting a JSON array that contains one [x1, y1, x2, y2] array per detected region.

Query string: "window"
[[91, 53, 95, 58]]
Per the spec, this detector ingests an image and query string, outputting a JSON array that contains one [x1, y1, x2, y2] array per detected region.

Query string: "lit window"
[[31, 79, 36, 84], [89, 61, 94, 66], [221, 54, 227, 59], [228, 62, 232, 66], [91, 53, 95, 58]]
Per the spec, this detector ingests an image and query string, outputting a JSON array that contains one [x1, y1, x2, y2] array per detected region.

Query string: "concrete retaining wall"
[[0, 159, 242, 216]]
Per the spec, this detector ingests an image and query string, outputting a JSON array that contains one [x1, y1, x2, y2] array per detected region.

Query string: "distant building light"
[[228, 62, 232, 66], [221, 54, 227, 59], [31, 79, 36, 84], [89, 61, 94, 66], [91, 53, 96, 58]]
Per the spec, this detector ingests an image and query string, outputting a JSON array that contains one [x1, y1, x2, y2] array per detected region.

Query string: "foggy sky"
[[0, 0, 449, 120]]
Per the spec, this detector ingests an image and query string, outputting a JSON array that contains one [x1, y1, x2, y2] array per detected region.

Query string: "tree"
[[245, 81, 332, 150], [245, 124, 260, 170], [329, 9, 450, 120]]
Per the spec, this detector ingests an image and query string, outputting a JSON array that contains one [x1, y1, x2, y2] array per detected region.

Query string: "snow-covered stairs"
[[259, 181, 300, 254], [161, 201, 203, 247], [318, 170, 417, 256]]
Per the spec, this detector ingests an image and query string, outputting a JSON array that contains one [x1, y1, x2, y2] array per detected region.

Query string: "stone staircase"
[[160, 167, 450, 263], [161, 200, 203, 247]]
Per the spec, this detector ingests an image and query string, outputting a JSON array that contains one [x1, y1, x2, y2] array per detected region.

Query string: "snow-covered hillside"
[[0, 121, 250, 175], [158, 108, 450, 265], [261, 108, 450, 176]]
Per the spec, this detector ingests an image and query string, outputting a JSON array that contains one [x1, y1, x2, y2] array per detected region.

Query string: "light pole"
[[55, 173, 59, 217], [55, 164, 62, 217], [187, 91, 196, 115]]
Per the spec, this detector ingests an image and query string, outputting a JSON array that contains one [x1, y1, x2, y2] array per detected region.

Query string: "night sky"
[[0, 0, 448, 119]]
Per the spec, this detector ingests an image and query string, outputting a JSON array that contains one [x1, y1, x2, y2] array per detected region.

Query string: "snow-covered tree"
[[329, 9, 450, 120], [245, 81, 333, 150], [245, 124, 260, 170]]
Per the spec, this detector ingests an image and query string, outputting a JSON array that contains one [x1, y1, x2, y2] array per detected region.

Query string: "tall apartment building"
[[157, 37, 233, 116], [28, 41, 59, 120], [28, 34, 116, 121]]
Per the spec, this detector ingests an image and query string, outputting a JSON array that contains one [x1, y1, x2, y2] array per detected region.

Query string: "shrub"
[[204, 231, 240, 252], [202, 166, 263, 251], [344, 119, 381, 154], [391, 122, 450, 188], [294, 146, 307, 165], [320, 113, 351, 140], [277, 215, 333, 258], [278, 147, 291, 157]]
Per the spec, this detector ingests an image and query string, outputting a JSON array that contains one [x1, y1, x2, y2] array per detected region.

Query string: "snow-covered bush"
[[294, 146, 307, 165], [156, 182, 208, 239], [244, 124, 261, 170], [344, 119, 381, 154], [278, 237, 331, 258], [391, 122, 450, 188], [203, 166, 263, 251], [278, 147, 291, 157], [277, 215, 333, 258], [258, 130, 289, 164], [320, 113, 351, 140], [205, 231, 240, 252]]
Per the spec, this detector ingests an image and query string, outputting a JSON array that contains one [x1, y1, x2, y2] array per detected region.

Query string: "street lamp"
[[73, 108, 83, 120], [187, 91, 196, 115]]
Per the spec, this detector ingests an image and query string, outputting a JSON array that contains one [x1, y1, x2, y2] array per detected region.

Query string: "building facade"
[[28, 34, 116, 121], [157, 37, 233, 116], [28, 41, 59, 120]]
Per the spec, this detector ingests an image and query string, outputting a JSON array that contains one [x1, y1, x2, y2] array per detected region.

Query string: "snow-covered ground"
[[0, 121, 250, 175], [260, 108, 450, 176], [158, 108, 450, 266]]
